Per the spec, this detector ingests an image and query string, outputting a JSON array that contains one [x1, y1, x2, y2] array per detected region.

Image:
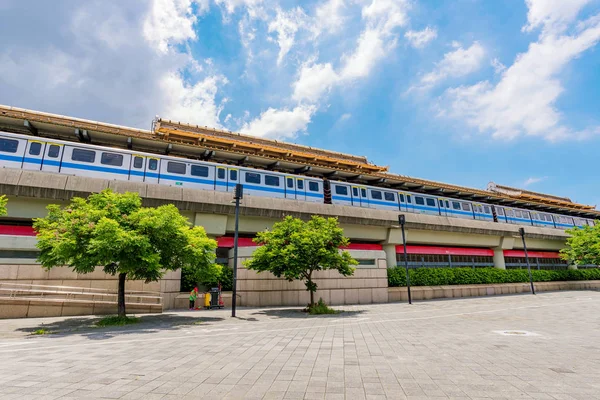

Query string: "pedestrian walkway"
[[0, 291, 598, 399]]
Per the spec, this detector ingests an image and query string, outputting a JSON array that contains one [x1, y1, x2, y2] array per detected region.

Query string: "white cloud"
[[443, 11, 600, 141], [491, 58, 506, 74], [418, 42, 486, 88], [339, 113, 352, 122], [405, 27, 437, 48], [268, 7, 307, 65], [313, 0, 347, 35], [523, 176, 547, 187], [215, 0, 264, 18], [340, 0, 409, 80], [143, 0, 208, 53], [160, 73, 228, 128], [0, 1, 227, 131], [292, 61, 339, 103], [239, 105, 317, 139], [523, 0, 593, 34]]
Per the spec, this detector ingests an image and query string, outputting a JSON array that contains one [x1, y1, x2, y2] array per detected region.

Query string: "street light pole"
[[399, 215, 412, 305], [231, 183, 243, 317], [518, 227, 536, 295]]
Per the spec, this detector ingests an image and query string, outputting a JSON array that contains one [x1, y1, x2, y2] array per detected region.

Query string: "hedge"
[[387, 267, 600, 287]]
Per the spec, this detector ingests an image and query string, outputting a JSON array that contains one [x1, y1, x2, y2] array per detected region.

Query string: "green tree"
[[245, 215, 357, 307], [560, 223, 600, 266], [34, 189, 218, 316], [0, 195, 7, 216]]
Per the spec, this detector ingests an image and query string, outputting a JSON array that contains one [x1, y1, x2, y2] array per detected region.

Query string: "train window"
[[0, 138, 18, 153], [353, 188, 359, 197], [48, 145, 60, 158], [399, 194, 405, 202], [230, 170, 238, 181], [148, 159, 158, 170], [407, 196, 412, 204], [309, 181, 319, 192], [415, 197, 425, 205], [371, 190, 382, 200], [497, 208, 504, 216], [361, 188, 367, 197], [522, 211, 530, 218], [462, 203, 471, 211], [483, 206, 491, 214], [167, 161, 186, 175], [191, 165, 209, 177], [101, 152, 123, 167], [426, 198, 436, 207], [297, 180, 304, 189], [133, 157, 143, 168], [29, 142, 42, 156], [335, 185, 348, 196], [217, 168, 225, 179], [245, 172, 261, 184], [446, 201, 450, 208], [265, 175, 280, 186], [71, 148, 96, 163], [452, 201, 461, 210], [287, 178, 294, 188], [384, 192, 395, 202]]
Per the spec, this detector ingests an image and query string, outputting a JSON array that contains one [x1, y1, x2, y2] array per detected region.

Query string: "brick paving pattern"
[[0, 291, 599, 399]]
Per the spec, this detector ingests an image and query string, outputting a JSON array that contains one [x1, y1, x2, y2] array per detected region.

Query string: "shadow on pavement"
[[16, 314, 225, 340], [250, 308, 366, 319]]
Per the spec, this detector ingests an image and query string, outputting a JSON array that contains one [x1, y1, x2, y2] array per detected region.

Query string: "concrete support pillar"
[[382, 244, 398, 269], [493, 248, 506, 270]]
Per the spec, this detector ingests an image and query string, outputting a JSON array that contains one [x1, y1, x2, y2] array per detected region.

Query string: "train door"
[[228, 168, 239, 192], [22, 140, 46, 170], [129, 155, 146, 182], [215, 167, 228, 192], [351, 186, 368, 208], [145, 157, 160, 184], [296, 178, 306, 201], [438, 198, 451, 217], [398, 192, 414, 213], [40, 143, 62, 173], [285, 177, 295, 199]]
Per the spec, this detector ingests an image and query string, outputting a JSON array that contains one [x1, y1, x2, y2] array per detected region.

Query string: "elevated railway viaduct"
[[0, 105, 595, 314]]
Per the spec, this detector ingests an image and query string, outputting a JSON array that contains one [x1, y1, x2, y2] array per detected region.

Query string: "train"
[[0, 131, 595, 230]]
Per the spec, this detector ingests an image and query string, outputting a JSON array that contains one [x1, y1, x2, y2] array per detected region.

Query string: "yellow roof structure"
[[153, 119, 388, 174]]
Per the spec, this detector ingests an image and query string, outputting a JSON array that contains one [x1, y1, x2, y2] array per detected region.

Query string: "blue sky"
[[1, 0, 599, 207]]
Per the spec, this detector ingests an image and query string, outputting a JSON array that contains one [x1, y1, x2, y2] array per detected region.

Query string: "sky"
[[1, 0, 599, 208]]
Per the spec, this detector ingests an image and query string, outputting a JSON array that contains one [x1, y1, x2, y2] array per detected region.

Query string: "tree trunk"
[[118, 272, 127, 317], [309, 287, 315, 308]]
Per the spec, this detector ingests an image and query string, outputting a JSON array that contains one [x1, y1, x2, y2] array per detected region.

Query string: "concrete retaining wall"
[[388, 280, 600, 302], [232, 247, 389, 307]]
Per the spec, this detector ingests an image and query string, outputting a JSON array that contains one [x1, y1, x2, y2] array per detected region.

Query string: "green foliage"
[[31, 328, 54, 335], [308, 298, 339, 315], [561, 223, 600, 266], [0, 195, 7, 216], [95, 315, 140, 327], [181, 264, 233, 292], [387, 267, 600, 287], [245, 215, 357, 306], [33, 189, 218, 316]]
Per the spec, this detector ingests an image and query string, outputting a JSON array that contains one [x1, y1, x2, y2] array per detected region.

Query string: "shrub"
[[95, 316, 140, 327], [387, 267, 600, 287], [308, 298, 339, 315]]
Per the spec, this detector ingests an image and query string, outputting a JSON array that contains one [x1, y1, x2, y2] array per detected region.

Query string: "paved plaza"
[[0, 291, 599, 399]]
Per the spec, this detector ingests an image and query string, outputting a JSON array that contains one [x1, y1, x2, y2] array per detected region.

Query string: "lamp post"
[[231, 183, 243, 317], [399, 215, 412, 305], [518, 227, 536, 295]]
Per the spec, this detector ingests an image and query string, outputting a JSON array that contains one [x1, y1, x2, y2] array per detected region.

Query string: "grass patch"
[[95, 316, 140, 327], [31, 328, 54, 335], [308, 298, 339, 315]]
